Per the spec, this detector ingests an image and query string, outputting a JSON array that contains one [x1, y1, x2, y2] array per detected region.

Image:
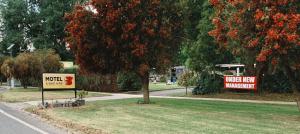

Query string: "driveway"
[[150, 88, 193, 96], [0, 86, 9, 93]]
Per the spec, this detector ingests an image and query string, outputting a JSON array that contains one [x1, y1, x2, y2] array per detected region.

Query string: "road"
[[0, 102, 69, 134], [0, 87, 68, 134], [150, 88, 193, 96]]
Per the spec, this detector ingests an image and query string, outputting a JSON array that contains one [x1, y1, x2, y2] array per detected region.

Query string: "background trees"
[[29, 0, 84, 60], [181, 0, 234, 73], [0, 49, 62, 88], [0, 0, 82, 60], [209, 0, 300, 93], [0, 0, 29, 56], [66, 0, 184, 103]]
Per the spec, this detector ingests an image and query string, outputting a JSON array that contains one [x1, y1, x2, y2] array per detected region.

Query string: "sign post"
[[42, 87, 44, 106], [42, 73, 76, 106], [224, 76, 257, 90]]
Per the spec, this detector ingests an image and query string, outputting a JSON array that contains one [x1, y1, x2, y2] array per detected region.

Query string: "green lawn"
[[149, 82, 183, 91], [46, 98, 300, 134], [0, 88, 108, 102]]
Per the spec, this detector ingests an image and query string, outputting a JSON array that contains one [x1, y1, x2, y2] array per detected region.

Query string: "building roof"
[[215, 64, 245, 68]]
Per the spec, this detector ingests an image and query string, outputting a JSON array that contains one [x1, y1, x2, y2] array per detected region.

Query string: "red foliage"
[[248, 38, 259, 48], [209, 0, 300, 63], [227, 29, 238, 39], [65, 0, 183, 75], [209, 0, 220, 6], [254, 9, 264, 20]]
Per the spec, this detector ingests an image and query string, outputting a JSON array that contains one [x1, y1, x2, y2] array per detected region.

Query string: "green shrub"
[[192, 72, 222, 95], [178, 71, 195, 88], [159, 76, 167, 82], [117, 71, 142, 91], [262, 71, 292, 93], [61, 68, 118, 92]]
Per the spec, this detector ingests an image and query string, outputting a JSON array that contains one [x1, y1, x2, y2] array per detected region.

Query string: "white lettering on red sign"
[[224, 76, 257, 90]]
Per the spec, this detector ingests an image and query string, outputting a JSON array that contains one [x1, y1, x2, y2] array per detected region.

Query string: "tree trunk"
[[283, 64, 299, 95], [21, 79, 28, 89], [244, 50, 257, 76], [141, 72, 150, 104], [186, 86, 188, 95], [255, 63, 266, 94], [280, 56, 299, 95]]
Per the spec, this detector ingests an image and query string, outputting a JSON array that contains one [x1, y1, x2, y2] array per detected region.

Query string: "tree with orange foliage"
[[65, 0, 184, 103], [209, 0, 300, 93]]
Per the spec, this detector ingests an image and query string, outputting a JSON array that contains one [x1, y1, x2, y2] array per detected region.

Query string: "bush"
[[34, 49, 62, 73], [262, 71, 292, 93], [0, 50, 63, 88], [14, 53, 43, 88], [159, 76, 167, 83], [77, 74, 119, 92], [192, 72, 223, 95], [178, 71, 195, 88], [0, 56, 9, 85], [76, 74, 105, 91], [117, 71, 142, 92], [60, 67, 118, 92], [1, 58, 14, 79]]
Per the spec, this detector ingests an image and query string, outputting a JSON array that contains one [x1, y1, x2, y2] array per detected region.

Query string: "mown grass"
[[149, 82, 183, 91], [172, 91, 299, 102], [0, 87, 108, 102], [48, 98, 300, 134]]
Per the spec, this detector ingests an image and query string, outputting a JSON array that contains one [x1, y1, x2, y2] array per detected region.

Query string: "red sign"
[[224, 76, 257, 90]]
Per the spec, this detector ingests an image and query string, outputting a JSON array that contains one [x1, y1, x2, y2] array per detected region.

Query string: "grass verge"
[[33, 98, 300, 134], [172, 91, 299, 102], [0, 87, 109, 102]]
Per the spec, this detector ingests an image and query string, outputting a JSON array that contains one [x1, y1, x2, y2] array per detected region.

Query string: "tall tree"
[[209, 0, 300, 93], [0, 0, 83, 59], [0, 0, 29, 56], [65, 0, 184, 103], [29, 0, 83, 60], [182, 0, 233, 72]]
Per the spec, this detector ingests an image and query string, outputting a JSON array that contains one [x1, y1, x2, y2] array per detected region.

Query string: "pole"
[[186, 87, 187, 95], [9, 50, 15, 89], [42, 87, 44, 106], [75, 89, 77, 99]]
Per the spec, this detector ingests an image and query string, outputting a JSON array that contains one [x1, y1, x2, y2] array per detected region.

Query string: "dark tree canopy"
[[209, 0, 300, 93], [66, 0, 184, 103], [181, 0, 234, 72], [66, 0, 184, 76], [0, 0, 28, 56], [0, 0, 82, 60]]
